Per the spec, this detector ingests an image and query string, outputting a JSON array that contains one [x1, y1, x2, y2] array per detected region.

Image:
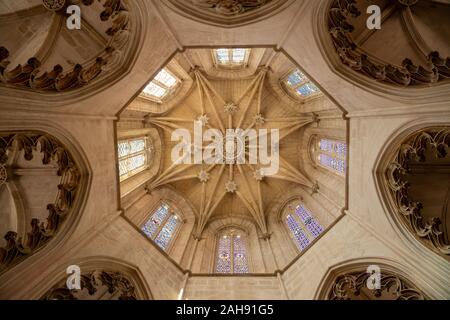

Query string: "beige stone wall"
[[184, 276, 284, 300]]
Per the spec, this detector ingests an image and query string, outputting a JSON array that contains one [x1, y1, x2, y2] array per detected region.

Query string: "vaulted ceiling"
[[119, 47, 345, 236]]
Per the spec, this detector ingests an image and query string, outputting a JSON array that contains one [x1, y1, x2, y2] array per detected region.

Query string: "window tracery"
[[117, 137, 150, 181], [284, 201, 324, 251], [142, 68, 180, 101], [141, 203, 182, 251], [213, 48, 251, 68], [283, 69, 320, 98], [311, 137, 347, 176], [215, 229, 249, 274]]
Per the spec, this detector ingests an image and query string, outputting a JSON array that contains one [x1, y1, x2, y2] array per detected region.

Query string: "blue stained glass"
[[154, 214, 179, 250], [296, 82, 320, 97], [216, 235, 232, 273], [141, 203, 169, 238], [319, 154, 346, 174], [287, 70, 305, 86], [296, 205, 323, 239], [286, 214, 310, 250], [319, 139, 346, 158], [233, 235, 249, 274]]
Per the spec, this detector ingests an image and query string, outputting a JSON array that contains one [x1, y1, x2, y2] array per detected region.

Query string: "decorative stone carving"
[[328, 269, 426, 300], [328, 0, 450, 86], [193, 0, 271, 16], [0, 133, 80, 272], [253, 168, 264, 181], [198, 170, 210, 183], [0, 0, 130, 92], [254, 113, 265, 126], [224, 102, 239, 115], [197, 114, 210, 127], [397, 0, 419, 6], [42, 0, 66, 11], [0, 164, 6, 186], [225, 180, 237, 193], [167, 0, 290, 26], [42, 270, 138, 300], [385, 127, 450, 257]]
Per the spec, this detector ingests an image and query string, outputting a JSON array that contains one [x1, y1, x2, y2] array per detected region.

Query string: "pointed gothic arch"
[[0, 123, 91, 277], [315, 259, 429, 300], [375, 121, 450, 262], [40, 256, 153, 300]]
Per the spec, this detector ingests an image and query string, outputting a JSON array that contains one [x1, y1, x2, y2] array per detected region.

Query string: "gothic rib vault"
[[143, 67, 318, 237], [117, 47, 348, 274]]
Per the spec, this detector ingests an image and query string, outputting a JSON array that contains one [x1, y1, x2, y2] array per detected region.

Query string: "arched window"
[[141, 203, 182, 251], [213, 48, 251, 68], [311, 137, 347, 176], [215, 229, 249, 274], [117, 137, 151, 181], [283, 69, 320, 98], [284, 202, 324, 251], [142, 68, 180, 102]]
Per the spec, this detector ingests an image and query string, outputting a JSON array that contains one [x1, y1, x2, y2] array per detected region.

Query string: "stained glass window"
[[214, 48, 250, 67], [216, 235, 232, 273], [284, 68, 321, 98], [284, 202, 324, 251], [118, 138, 149, 180], [143, 68, 179, 101], [141, 203, 181, 252], [296, 205, 323, 239], [316, 138, 347, 175], [215, 230, 249, 274]]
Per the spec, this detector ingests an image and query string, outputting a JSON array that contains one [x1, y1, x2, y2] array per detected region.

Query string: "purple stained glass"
[[319, 139, 346, 158], [233, 235, 249, 274], [296, 205, 323, 239], [154, 214, 179, 250], [216, 235, 232, 273], [319, 154, 346, 174], [286, 214, 310, 250], [141, 203, 169, 238]]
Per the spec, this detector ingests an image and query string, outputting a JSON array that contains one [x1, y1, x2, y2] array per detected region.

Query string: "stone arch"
[[163, 0, 296, 28], [123, 186, 197, 264], [39, 256, 153, 300], [0, 120, 92, 277], [374, 119, 450, 262], [313, 0, 450, 103], [191, 215, 264, 273], [266, 186, 341, 269], [315, 258, 430, 300], [0, 0, 147, 106]]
